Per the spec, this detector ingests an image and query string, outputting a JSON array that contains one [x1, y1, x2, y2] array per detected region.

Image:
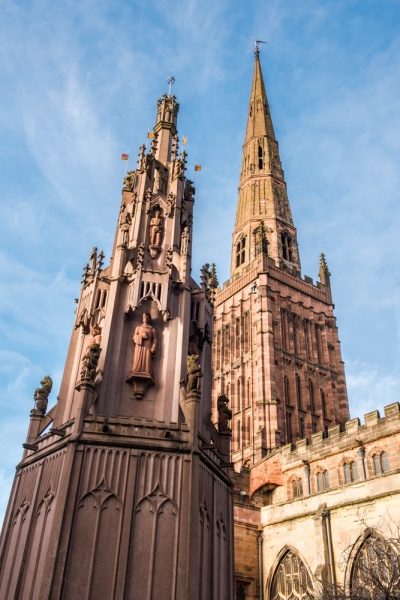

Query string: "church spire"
[[244, 44, 276, 145], [232, 47, 301, 277]]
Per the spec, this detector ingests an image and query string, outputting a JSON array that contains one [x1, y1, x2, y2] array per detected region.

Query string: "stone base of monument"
[[126, 371, 155, 399]]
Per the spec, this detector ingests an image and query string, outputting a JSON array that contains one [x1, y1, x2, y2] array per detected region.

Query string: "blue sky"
[[1, 0, 400, 523]]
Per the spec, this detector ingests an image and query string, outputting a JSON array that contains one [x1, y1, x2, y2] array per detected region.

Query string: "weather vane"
[[254, 39, 267, 55], [167, 76, 175, 96]]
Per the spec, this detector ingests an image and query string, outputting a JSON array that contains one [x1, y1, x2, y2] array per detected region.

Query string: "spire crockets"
[[232, 47, 301, 277]]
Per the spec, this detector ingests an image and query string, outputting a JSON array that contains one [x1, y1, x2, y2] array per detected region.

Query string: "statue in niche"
[[131, 313, 157, 376], [149, 210, 163, 258], [181, 226, 190, 254], [186, 354, 203, 393], [120, 209, 132, 245], [81, 324, 102, 381], [34, 375, 53, 414], [88, 247, 97, 274], [154, 169, 166, 194], [217, 394, 232, 431]]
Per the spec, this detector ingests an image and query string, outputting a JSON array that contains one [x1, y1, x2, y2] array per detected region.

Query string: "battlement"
[[277, 402, 400, 465]]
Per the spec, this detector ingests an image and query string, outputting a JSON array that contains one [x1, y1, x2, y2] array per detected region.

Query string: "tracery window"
[[270, 549, 314, 600], [350, 533, 399, 599], [344, 461, 358, 483], [373, 451, 389, 475]]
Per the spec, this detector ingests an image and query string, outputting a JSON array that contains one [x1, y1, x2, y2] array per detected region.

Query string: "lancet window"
[[373, 451, 389, 475], [296, 374, 302, 409], [284, 376, 290, 405], [281, 233, 293, 262], [258, 145, 263, 169], [316, 470, 330, 491], [270, 549, 314, 600], [308, 379, 314, 413], [344, 461, 358, 483], [236, 237, 246, 267]]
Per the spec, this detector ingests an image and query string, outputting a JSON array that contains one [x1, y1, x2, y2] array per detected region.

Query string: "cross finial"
[[254, 39, 267, 57], [167, 75, 175, 96]]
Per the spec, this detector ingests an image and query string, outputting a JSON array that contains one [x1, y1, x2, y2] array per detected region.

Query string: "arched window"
[[373, 451, 389, 475], [285, 412, 292, 445], [316, 470, 330, 491], [292, 479, 303, 499], [236, 237, 246, 267], [281, 233, 293, 262], [237, 419, 241, 450], [215, 330, 221, 369], [271, 550, 314, 600], [237, 379, 241, 412], [243, 313, 250, 353], [299, 417, 305, 439], [320, 389, 326, 417], [245, 413, 251, 446], [284, 376, 290, 405], [258, 145, 263, 169], [235, 319, 240, 358], [223, 325, 230, 364], [351, 533, 399, 598], [308, 379, 314, 413], [296, 374, 302, 409], [344, 461, 358, 483]]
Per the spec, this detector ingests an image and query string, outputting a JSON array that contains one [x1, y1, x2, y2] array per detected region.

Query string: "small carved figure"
[[136, 242, 145, 267], [85, 324, 102, 352], [217, 394, 232, 431], [186, 354, 203, 393], [120, 210, 132, 245], [88, 247, 97, 274], [81, 344, 102, 381], [149, 210, 163, 247], [131, 313, 157, 376], [181, 226, 190, 254], [166, 246, 173, 269], [154, 169, 165, 194], [34, 376, 53, 414]]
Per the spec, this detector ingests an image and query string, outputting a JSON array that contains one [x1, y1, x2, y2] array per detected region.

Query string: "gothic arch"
[[344, 529, 400, 597], [268, 545, 314, 600]]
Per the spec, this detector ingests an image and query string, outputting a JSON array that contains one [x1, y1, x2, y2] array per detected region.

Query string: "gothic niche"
[[148, 208, 163, 259], [126, 312, 158, 399]]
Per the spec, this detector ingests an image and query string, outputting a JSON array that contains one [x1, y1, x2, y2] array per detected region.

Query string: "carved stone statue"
[[186, 354, 203, 393], [81, 344, 102, 381], [34, 376, 53, 414], [131, 313, 157, 376], [217, 394, 232, 431], [181, 226, 190, 255], [149, 210, 163, 247], [120, 209, 132, 245], [81, 324, 102, 380], [85, 324, 102, 353]]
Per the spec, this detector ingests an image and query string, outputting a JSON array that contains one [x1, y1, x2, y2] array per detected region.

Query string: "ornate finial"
[[319, 253, 331, 287], [257, 221, 268, 255], [96, 251, 105, 274], [254, 39, 267, 57], [200, 263, 210, 290], [209, 263, 219, 289], [167, 75, 175, 96], [81, 263, 90, 285]]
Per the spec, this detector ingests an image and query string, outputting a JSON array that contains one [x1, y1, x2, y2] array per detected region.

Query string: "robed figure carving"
[[149, 210, 163, 258], [127, 313, 157, 398], [132, 313, 157, 375]]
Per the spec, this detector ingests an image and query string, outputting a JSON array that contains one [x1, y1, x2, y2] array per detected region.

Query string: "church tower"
[[212, 46, 349, 470], [0, 90, 233, 600]]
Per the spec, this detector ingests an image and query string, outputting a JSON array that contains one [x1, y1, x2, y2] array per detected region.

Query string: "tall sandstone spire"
[[233, 46, 300, 277], [0, 90, 233, 600], [213, 48, 349, 471]]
